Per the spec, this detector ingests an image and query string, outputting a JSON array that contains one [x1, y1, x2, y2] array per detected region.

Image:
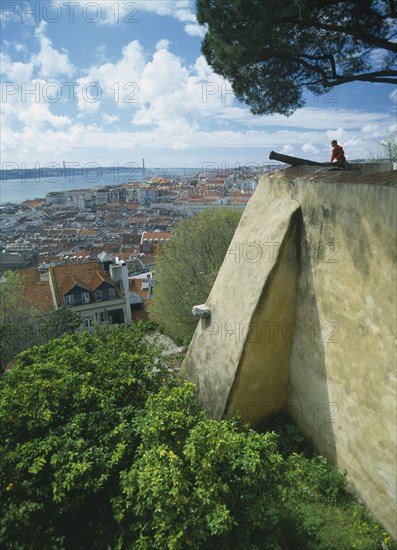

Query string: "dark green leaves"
[[197, 0, 397, 115]]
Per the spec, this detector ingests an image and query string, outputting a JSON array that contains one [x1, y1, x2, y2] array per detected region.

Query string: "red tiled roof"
[[62, 273, 91, 294], [21, 199, 44, 209], [50, 261, 115, 306], [141, 231, 172, 242], [129, 278, 149, 299], [98, 202, 122, 210], [17, 268, 54, 312], [89, 270, 106, 290]]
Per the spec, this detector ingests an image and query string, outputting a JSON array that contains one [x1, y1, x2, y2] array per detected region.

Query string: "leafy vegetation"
[[114, 383, 284, 549], [148, 207, 242, 344], [0, 324, 174, 549], [1, 326, 395, 549], [197, 0, 396, 115], [259, 413, 396, 550], [0, 271, 81, 369]]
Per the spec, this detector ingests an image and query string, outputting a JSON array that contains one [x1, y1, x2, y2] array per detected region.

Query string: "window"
[[95, 289, 102, 301], [81, 292, 90, 303], [64, 294, 74, 306], [99, 312, 106, 323], [108, 287, 116, 299], [84, 316, 93, 328]]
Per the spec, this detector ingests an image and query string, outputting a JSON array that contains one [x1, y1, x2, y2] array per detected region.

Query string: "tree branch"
[[285, 17, 397, 53]]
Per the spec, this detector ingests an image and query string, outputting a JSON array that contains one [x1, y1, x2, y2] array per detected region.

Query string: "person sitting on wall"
[[330, 140, 347, 169]]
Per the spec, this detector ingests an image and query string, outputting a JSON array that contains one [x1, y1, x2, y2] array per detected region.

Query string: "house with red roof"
[[19, 259, 133, 329]]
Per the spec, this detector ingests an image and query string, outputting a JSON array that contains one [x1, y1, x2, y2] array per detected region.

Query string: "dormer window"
[[95, 289, 103, 301], [65, 294, 74, 306], [108, 287, 116, 299], [81, 292, 90, 304]]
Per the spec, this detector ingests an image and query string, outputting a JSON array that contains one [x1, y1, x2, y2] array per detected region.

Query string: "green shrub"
[[1, 330, 395, 550], [0, 323, 173, 549], [260, 413, 397, 550], [114, 383, 284, 549]]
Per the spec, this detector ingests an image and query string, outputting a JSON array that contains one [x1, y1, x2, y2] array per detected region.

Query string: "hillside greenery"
[[148, 207, 242, 344], [0, 324, 395, 549]]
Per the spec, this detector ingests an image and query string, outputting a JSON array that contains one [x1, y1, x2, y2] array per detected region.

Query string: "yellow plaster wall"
[[182, 166, 396, 536]]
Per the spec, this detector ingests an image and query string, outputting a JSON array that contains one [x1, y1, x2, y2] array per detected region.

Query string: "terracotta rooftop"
[[17, 267, 54, 312], [50, 261, 115, 306], [141, 231, 172, 242], [129, 278, 150, 299], [21, 199, 44, 209], [62, 273, 91, 294]]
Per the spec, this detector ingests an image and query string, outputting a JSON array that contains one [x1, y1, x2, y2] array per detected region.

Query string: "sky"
[[1, 0, 396, 171]]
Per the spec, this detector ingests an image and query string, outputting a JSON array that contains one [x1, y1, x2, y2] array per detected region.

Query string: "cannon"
[[269, 150, 328, 166]]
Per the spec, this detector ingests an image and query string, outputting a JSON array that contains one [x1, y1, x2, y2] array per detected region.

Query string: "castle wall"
[[181, 166, 396, 536], [277, 168, 396, 538]]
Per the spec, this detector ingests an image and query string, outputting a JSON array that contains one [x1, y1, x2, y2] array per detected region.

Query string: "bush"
[[260, 413, 397, 550], [1, 329, 395, 549], [0, 323, 174, 549], [114, 383, 284, 549]]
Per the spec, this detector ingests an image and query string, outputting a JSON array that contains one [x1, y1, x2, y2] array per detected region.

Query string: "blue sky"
[[1, 0, 396, 170]]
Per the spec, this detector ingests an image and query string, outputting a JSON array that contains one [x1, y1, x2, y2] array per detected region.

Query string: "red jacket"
[[331, 145, 346, 163]]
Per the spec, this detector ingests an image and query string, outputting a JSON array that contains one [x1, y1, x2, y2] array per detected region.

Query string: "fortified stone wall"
[[181, 166, 397, 537]]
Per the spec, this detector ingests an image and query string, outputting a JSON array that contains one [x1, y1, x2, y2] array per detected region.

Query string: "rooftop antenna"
[[142, 158, 145, 179]]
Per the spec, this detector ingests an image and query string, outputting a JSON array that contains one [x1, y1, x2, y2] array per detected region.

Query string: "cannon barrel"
[[269, 150, 327, 166]]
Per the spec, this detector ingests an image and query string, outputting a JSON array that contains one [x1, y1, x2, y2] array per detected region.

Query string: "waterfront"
[[0, 167, 199, 204]]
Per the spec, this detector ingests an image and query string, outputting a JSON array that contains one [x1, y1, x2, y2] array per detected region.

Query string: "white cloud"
[[136, 1, 193, 20], [33, 21, 74, 78], [48, 0, 199, 30], [15, 43, 27, 53], [102, 114, 120, 124], [1, 24, 395, 167], [282, 144, 295, 155], [156, 39, 171, 51], [3, 41, 28, 54], [302, 143, 319, 155], [325, 128, 347, 143], [17, 102, 71, 129], [362, 123, 383, 136], [78, 40, 145, 112], [390, 89, 397, 103], [75, 77, 101, 113], [0, 53, 34, 81], [184, 23, 206, 38], [264, 107, 391, 131]]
